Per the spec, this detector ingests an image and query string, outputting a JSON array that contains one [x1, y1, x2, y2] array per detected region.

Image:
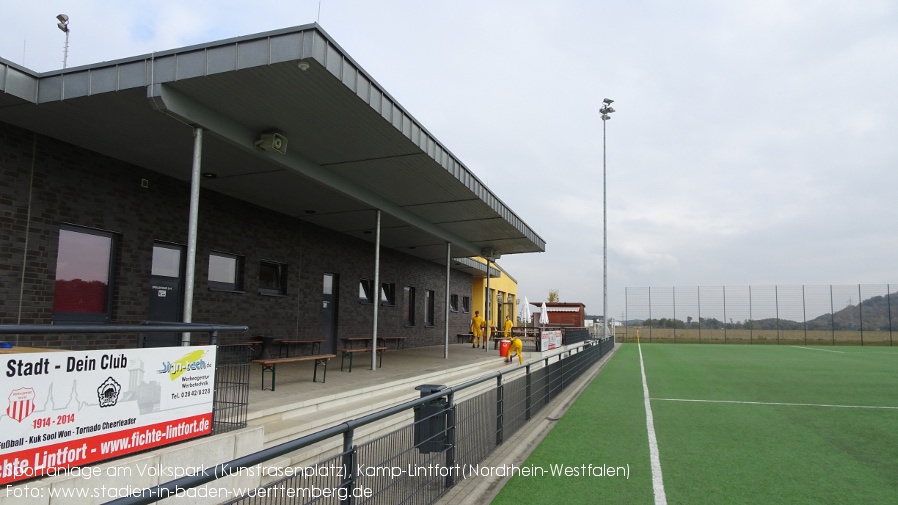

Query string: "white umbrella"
[[540, 302, 549, 326], [519, 296, 532, 325], [519, 296, 532, 337]]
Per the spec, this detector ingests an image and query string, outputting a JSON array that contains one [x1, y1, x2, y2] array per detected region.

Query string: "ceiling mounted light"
[[297, 60, 310, 71], [201, 172, 217, 179]]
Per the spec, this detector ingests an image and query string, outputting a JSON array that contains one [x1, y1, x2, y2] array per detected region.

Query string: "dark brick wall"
[[0, 122, 472, 350]]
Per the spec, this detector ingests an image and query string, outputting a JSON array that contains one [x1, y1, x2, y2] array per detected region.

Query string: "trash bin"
[[499, 339, 511, 357], [414, 384, 447, 453]]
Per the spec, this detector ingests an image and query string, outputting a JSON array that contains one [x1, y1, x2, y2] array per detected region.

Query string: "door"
[[322, 273, 339, 353], [142, 243, 185, 347]]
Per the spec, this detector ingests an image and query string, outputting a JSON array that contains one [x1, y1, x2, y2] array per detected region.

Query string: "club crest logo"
[[97, 377, 121, 408], [7, 387, 36, 423]]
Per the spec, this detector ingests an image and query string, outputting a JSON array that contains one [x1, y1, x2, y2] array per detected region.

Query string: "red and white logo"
[[6, 387, 36, 423]]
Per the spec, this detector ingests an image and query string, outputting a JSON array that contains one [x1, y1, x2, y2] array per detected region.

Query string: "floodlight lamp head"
[[603, 98, 614, 105], [57, 14, 69, 23], [601, 114, 611, 121], [57, 22, 69, 33]]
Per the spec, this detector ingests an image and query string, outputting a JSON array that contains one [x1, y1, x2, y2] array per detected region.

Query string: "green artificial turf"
[[491, 344, 898, 505], [492, 344, 654, 504]]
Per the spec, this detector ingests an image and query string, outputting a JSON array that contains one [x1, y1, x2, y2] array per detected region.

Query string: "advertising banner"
[[0, 346, 216, 485], [540, 330, 563, 351]]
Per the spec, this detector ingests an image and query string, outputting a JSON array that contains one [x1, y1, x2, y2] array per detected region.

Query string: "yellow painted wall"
[[471, 258, 518, 336]]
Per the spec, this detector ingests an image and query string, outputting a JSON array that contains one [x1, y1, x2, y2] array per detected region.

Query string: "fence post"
[[341, 428, 356, 505], [889, 284, 894, 347], [859, 284, 864, 346], [803, 285, 807, 345], [723, 286, 728, 344], [525, 365, 532, 421], [673, 286, 677, 343], [445, 392, 457, 488], [773, 285, 780, 345], [830, 285, 835, 346], [698, 289, 702, 343], [495, 376, 504, 446], [560, 352, 566, 391]]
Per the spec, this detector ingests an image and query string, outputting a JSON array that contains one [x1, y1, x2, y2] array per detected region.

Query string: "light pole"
[[600, 98, 615, 337], [56, 14, 70, 69]]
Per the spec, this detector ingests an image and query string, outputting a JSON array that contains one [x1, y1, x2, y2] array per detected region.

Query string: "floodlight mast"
[[56, 14, 70, 69], [600, 98, 616, 337]]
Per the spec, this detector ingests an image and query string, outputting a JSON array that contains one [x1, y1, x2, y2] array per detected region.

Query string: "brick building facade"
[[0, 24, 544, 353], [1, 122, 472, 351]]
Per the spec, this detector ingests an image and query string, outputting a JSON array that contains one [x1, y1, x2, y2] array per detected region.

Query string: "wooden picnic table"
[[341, 337, 372, 349], [341, 336, 406, 349], [276, 339, 326, 357]]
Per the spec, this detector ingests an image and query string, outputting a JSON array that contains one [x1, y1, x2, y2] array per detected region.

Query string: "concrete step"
[[259, 361, 502, 446], [247, 359, 497, 426]]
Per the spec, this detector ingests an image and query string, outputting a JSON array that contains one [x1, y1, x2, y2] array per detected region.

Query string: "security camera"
[[255, 133, 287, 154]]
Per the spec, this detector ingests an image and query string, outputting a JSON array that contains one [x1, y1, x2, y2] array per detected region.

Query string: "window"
[[53, 226, 117, 323], [359, 279, 374, 304], [381, 283, 396, 306], [450, 294, 459, 312], [462, 296, 471, 314], [425, 290, 435, 326], [259, 261, 287, 296], [151, 244, 181, 278], [208, 251, 244, 291], [404, 286, 416, 326], [497, 292, 506, 324]]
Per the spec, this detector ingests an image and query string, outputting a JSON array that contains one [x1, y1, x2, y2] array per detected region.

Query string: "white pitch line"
[[638, 343, 667, 505], [651, 398, 898, 410], [791, 346, 845, 353]]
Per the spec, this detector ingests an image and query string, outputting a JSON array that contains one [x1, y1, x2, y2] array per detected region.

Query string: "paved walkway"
[[242, 341, 528, 418]]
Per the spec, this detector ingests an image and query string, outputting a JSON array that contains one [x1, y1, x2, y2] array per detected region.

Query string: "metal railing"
[[624, 285, 896, 345], [105, 336, 616, 505]]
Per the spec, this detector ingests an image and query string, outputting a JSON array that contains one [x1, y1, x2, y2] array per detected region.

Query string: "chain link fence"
[[623, 285, 896, 345]]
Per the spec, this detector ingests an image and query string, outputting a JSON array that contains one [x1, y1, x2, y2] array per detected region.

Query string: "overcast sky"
[[3, 1, 897, 320]]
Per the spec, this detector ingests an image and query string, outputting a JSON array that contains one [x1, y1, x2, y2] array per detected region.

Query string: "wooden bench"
[[253, 354, 336, 391], [276, 339, 326, 357], [337, 347, 386, 372]]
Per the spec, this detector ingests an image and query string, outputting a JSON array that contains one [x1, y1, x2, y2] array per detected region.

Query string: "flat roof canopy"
[[0, 24, 544, 269]]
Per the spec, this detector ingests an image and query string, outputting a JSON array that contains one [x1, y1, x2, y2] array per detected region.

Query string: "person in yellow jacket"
[[504, 336, 523, 364], [483, 319, 493, 350], [471, 311, 485, 348], [503, 315, 513, 338]]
